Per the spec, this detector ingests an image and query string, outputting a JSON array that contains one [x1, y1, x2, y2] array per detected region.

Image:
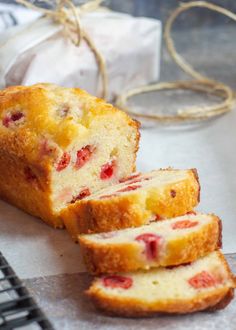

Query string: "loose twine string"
[[16, 1, 236, 122], [116, 1, 236, 122], [16, 0, 108, 99]]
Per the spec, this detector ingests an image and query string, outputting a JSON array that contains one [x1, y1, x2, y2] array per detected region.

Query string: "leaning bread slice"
[[62, 168, 200, 238], [87, 251, 236, 316], [79, 213, 221, 274]]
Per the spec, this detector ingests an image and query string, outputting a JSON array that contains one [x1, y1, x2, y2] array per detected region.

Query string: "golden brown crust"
[[217, 216, 223, 249], [86, 251, 236, 316], [87, 287, 234, 317], [191, 168, 201, 203], [79, 214, 222, 274], [132, 120, 141, 172], [206, 288, 234, 311], [80, 242, 140, 275], [0, 84, 139, 227], [216, 252, 236, 286], [165, 214, 221, 266], [0, 84, 137, 156], [62, 169, 200, 239], [0, 149, 63, 228]]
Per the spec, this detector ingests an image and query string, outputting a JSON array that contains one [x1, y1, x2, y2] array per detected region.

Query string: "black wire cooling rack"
[[0, 252, 53, 329]]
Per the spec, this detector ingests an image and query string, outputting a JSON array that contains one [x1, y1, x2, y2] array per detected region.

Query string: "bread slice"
[[62, 168, 200, 238], [0, 84, 139, 227], [79, 213, 221, 274], [87, 251, 236, 316]]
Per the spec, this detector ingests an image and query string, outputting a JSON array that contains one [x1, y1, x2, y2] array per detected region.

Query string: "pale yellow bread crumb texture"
[[87, 251, 236, 316], [0, 84, 139, 227], [79, 214, 222, 274], [62, 168, 200, 238]]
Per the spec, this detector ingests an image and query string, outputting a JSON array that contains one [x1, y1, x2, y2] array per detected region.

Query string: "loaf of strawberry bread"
[[0, 84, 139, 227], [79, 213, 221, 274], [61, 169, 200, 238], [87, 251, 236, 316]]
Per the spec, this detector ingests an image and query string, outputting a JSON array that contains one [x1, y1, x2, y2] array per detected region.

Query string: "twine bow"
[[16, 0, 108, 99]]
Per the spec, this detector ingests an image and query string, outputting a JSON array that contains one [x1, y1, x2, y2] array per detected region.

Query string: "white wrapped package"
[[0, 11, 161, 100]]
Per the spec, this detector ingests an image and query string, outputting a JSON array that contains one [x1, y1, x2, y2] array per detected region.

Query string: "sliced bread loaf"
[[87, 251, 236, 316], [62, 168, 200, 238], [79, 213, 221, 274], [0, 84, 139, 227]]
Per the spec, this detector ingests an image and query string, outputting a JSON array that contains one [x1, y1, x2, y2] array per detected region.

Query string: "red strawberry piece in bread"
[[119, 173, 141, 183], [2, 111, 24, 127], [188, 271, 219, 289], [100, 183, 141, 198], [71, 188, 91, 203], [172, 220, 198, 230], [135, 233, 163, 260], [103, 275, 133, 289], [56, 152, 71, 171], [117, 185, 141, 193], [100, 159, 116, 180], [75, 145, 94, 169]]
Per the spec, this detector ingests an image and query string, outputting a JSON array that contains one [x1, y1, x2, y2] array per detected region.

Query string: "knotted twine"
[[116, 1, 236, 122], [16, 1, 236, 122], [16, 0, 108, 99]]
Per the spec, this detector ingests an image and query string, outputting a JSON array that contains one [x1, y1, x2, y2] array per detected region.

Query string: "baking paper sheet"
[[0, 201, 86, 279], [0, 11, 161, 100]]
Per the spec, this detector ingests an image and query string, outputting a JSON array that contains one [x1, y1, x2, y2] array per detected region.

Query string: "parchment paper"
[[0, 11, 161, 100]]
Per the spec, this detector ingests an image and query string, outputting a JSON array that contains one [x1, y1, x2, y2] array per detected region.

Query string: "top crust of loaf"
[[0, 83, 139, 165]]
